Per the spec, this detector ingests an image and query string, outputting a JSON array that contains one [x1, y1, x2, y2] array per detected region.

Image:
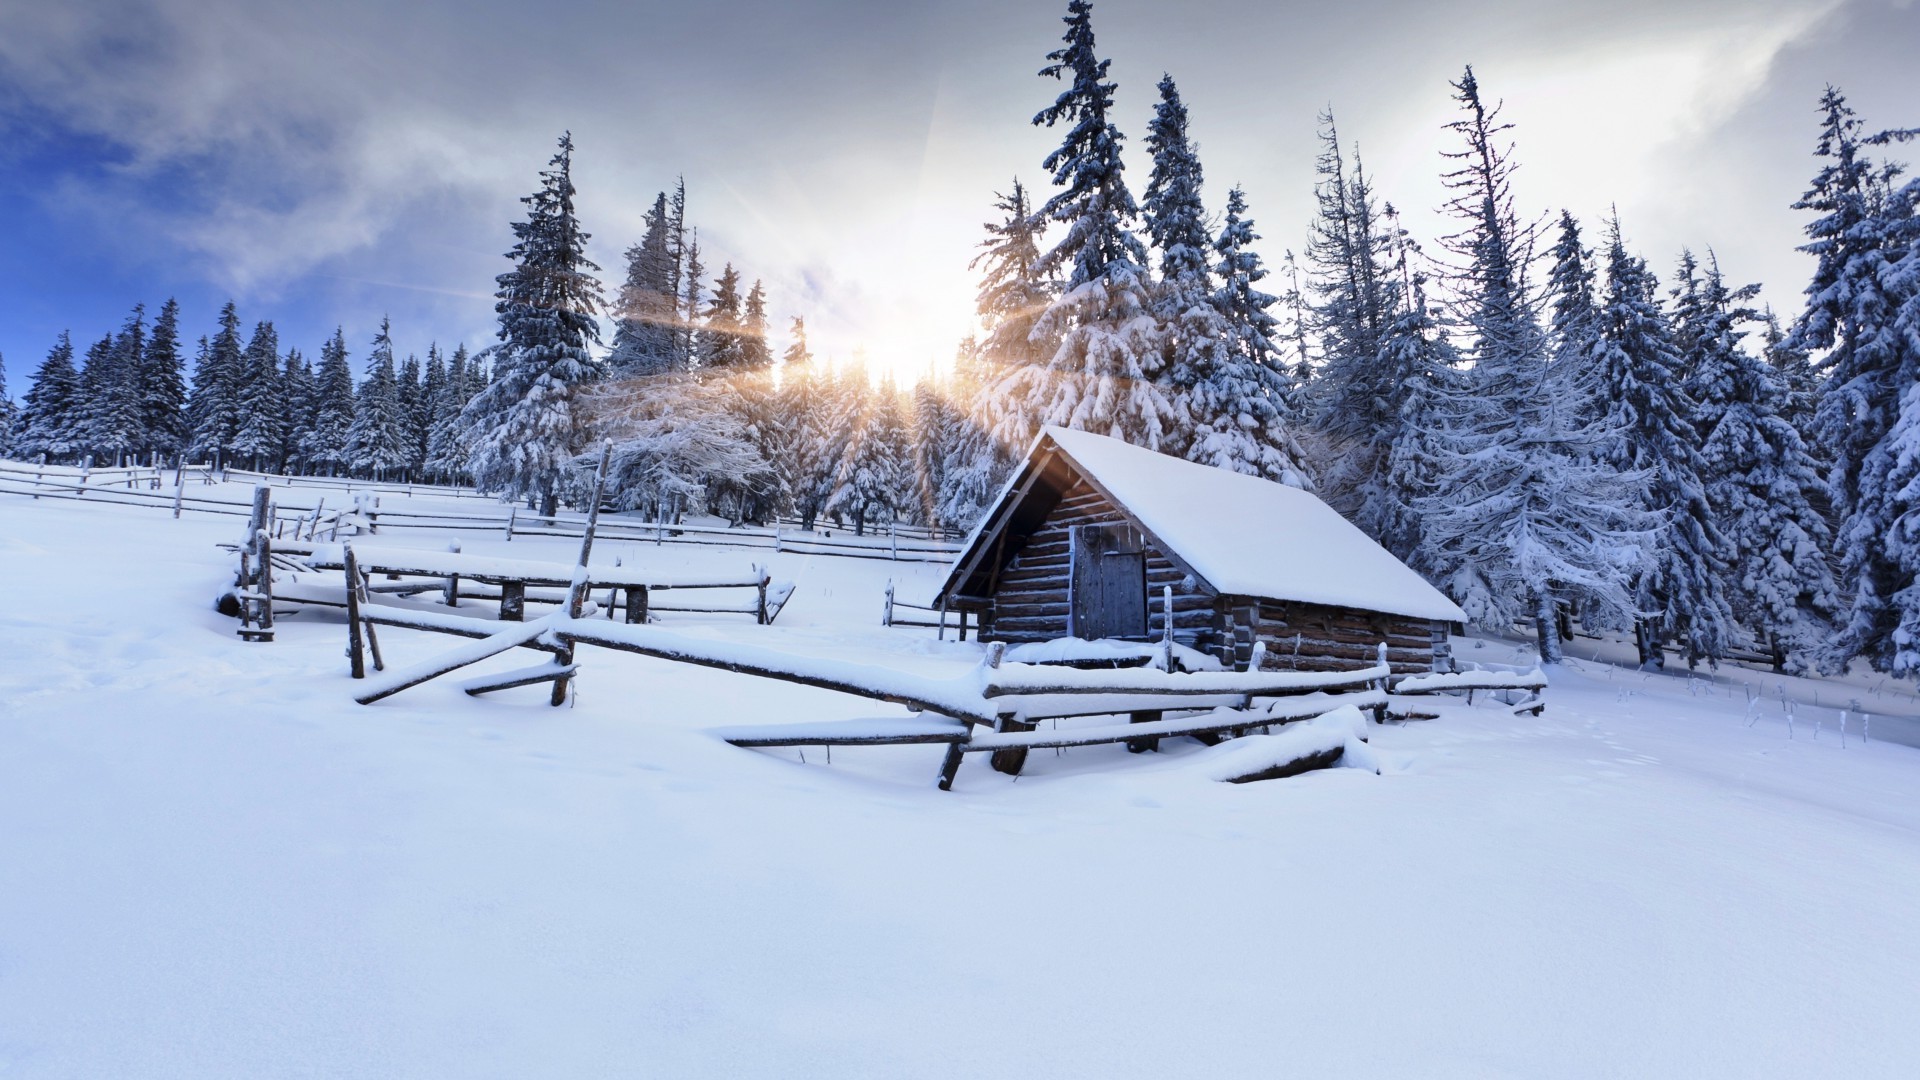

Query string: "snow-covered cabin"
[[937, 427, 1467, 674]]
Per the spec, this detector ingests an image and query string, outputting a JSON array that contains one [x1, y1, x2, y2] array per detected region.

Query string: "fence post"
[[883, 580, 895, 627], [343, 544, 366, 678], [891, 528, 898, 561], [756, 564, 770, 626], [444, 540, 462, 607], [1160, 584, 1175, 671], [504, 505, 517, 541], [552, 440, 613, 706], [172, 457, 186, 519]]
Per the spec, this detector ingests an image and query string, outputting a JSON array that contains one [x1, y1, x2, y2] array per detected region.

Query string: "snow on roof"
[[1037, 426, 1467, 623]]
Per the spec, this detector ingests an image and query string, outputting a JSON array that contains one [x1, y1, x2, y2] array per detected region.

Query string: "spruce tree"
[[395, 352, 425, 478], [1681, 256, 1839, 671], [1193, 185, 1311, 485], [230, 321, 285, 470], [0, 350, 15, 456], [1592, 218, 1735, 667], [140, 298, 187, 460], [426, 344, 473, 483], [77, 308, 145, 465], [740, 280, 773, 369], [279, 348, 315, 474], [829, 367, 908, 535], [1789, 87, 1919, 673], [461, 133, 606, 515], [989, 0, 1173, 449], [305, 329, 356, 475], [697, 263, 746, 370], [347, 318, 412, 479], [16, 332, 83, 462], [417, 346, 446, 476], [971, 179, 1054, 448], [608, 192, 683, 376], [1417, 68, 1654, 663], [189, 303, 246, 470]]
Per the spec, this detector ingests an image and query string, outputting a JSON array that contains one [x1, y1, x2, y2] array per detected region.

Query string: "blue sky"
[[1, 0, 1915, 395]]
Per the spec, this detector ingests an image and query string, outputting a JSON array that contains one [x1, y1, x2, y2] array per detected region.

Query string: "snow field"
[[2, 495, 1919, 1078]]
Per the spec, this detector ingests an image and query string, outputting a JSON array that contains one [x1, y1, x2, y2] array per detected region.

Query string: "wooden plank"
[[460, 662, 579, 696], [354, 618, 557, 705], [1221, 746, 1346, 784]]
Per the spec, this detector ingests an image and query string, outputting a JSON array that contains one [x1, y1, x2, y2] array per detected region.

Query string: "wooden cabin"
[[936, 427, 1467, 675]]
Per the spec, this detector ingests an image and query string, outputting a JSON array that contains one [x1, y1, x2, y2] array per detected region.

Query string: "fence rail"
[[2, 458, 963, 564]]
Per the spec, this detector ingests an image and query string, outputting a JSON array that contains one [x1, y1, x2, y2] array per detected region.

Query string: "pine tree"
[[1591, 218, 1735, 667], [462, 133, 606, 515], [1417, 67, 1654, 664], [1304, 112, 1401, 513], [1542, 211, 1605, 425], [279, 348, 315, 474], [669, 180, 696, 370], [304, 329, 356, 475], [1141, 73, 1215, 402], [970, 179, 1054, 448], [16, 332, 84, 461], [395, 352, 425, 478], [1789, 87, 1919, 673], [347, 318, 412, 479], [189, 303, 246, 469], [426, 344, 473, 483], [417, 346, 446, 477], [989, 0, 1172, 449], [680, 231, 705, 372], [1200, 184, 1311, 485], [608, 192, 684, 376], [0, 350, 15, 456], [230, 321, 285, 470], [777, 320, 846, 530], [140, 298, 187, 461], [76, 307, 145, 465], [697, 263, 746, 370], [1681, 255, 1839, 671], [740, 280, 773, 369], [829, 367, 909, 535]]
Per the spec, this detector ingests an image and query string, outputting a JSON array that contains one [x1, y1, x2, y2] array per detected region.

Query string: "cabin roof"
[[940, 426, 1468, 624]]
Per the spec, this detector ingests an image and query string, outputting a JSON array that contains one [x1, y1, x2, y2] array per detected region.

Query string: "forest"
[[2, 0, 1916, 683]]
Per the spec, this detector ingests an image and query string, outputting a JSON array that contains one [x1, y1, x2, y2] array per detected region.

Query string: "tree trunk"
[[1533, 591, 1562, 665]]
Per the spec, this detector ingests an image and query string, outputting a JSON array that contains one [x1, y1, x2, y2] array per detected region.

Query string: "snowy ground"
[[3, 492, 1919, 1078]]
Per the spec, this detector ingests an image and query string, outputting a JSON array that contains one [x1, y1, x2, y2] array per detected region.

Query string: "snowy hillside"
[[2, 493, 1919, 1078]]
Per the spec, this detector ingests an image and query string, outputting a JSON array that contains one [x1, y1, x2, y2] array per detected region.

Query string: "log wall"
[[983, 477, 1215, 648], [1237, 599, 1441, 676]]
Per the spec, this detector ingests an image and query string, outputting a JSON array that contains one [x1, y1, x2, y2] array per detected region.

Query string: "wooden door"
[[1070, 523, 1147, 639]]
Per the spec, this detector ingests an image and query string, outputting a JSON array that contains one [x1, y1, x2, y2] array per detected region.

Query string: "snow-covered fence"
[[1390, 666, 1548, 715]]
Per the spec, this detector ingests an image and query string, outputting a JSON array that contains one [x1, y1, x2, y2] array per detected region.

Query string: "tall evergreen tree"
[[16, 332, 83, 461], [279, 347, 315, 474], [426, 344, 473, 483], [697, 263, 746, 370], [188, 303, 246, 469], [1680, 255, 1838, 671], [1788, 87, 1919, 673], [739, 280, 773, 369], [1417, 67, 1653, 663], [230, 321, 285, 469], [1194, 184, 1311, 485], [608, 192, 683, 376], [0, 350, 15, 455], [971, 179, 1054, 449], [347, 318, 412, 479], [395, 352, 425, 478], [77, 307, 145, 465], [775, 319, 846, 530], [462, 133, 606, 515], [1141, 72, 1217, 408], [304, 328, 356, 475], [828, 367, 909, 535], [1591, 219, 1734, 667], [988, 0, 1172, 449], [140, 298, 187, 460]]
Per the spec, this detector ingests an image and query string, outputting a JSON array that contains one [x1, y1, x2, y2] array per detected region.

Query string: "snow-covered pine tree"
[[828, 368, 909, 536], [189, 304, 246, 470], [230, 321, 285, 471], [278, 348, 314, 475], [304, 329, 356, 476], [608, 192, 684, 377], [987, 0, 1172, 450], [910, 373, 962, 526], [777, 320, 846, 530], [416, 346, 446, 478], [1374, 264, 1462, 570], [425, 344, 473, 484], [16, 332, 83, 462], [140, 298, 187, 461], [1140, 73, 1215, 434], [969, 179, 1054, 450], [0, 351, 15, 456], [935, 345, 1009, 533], [1199, 184, 1313, 486], [1417, 67, 1655, 664], [395, 352, 425, 479], [669, 180, 696, 370], [347, 319, 412, 480], [1542, 211, 1605, 424], [1789, 87, 1919, 673], [76, 307, 145, 466], [461, 132, 606, 516], [1680, 254, 1839, 672], [1304, 112, 1401, 514], [696, 263, 746, 370], [1591, 217, 1735, 667], [679, 227, 703, 373], [1761, 306, 1820, 441]]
